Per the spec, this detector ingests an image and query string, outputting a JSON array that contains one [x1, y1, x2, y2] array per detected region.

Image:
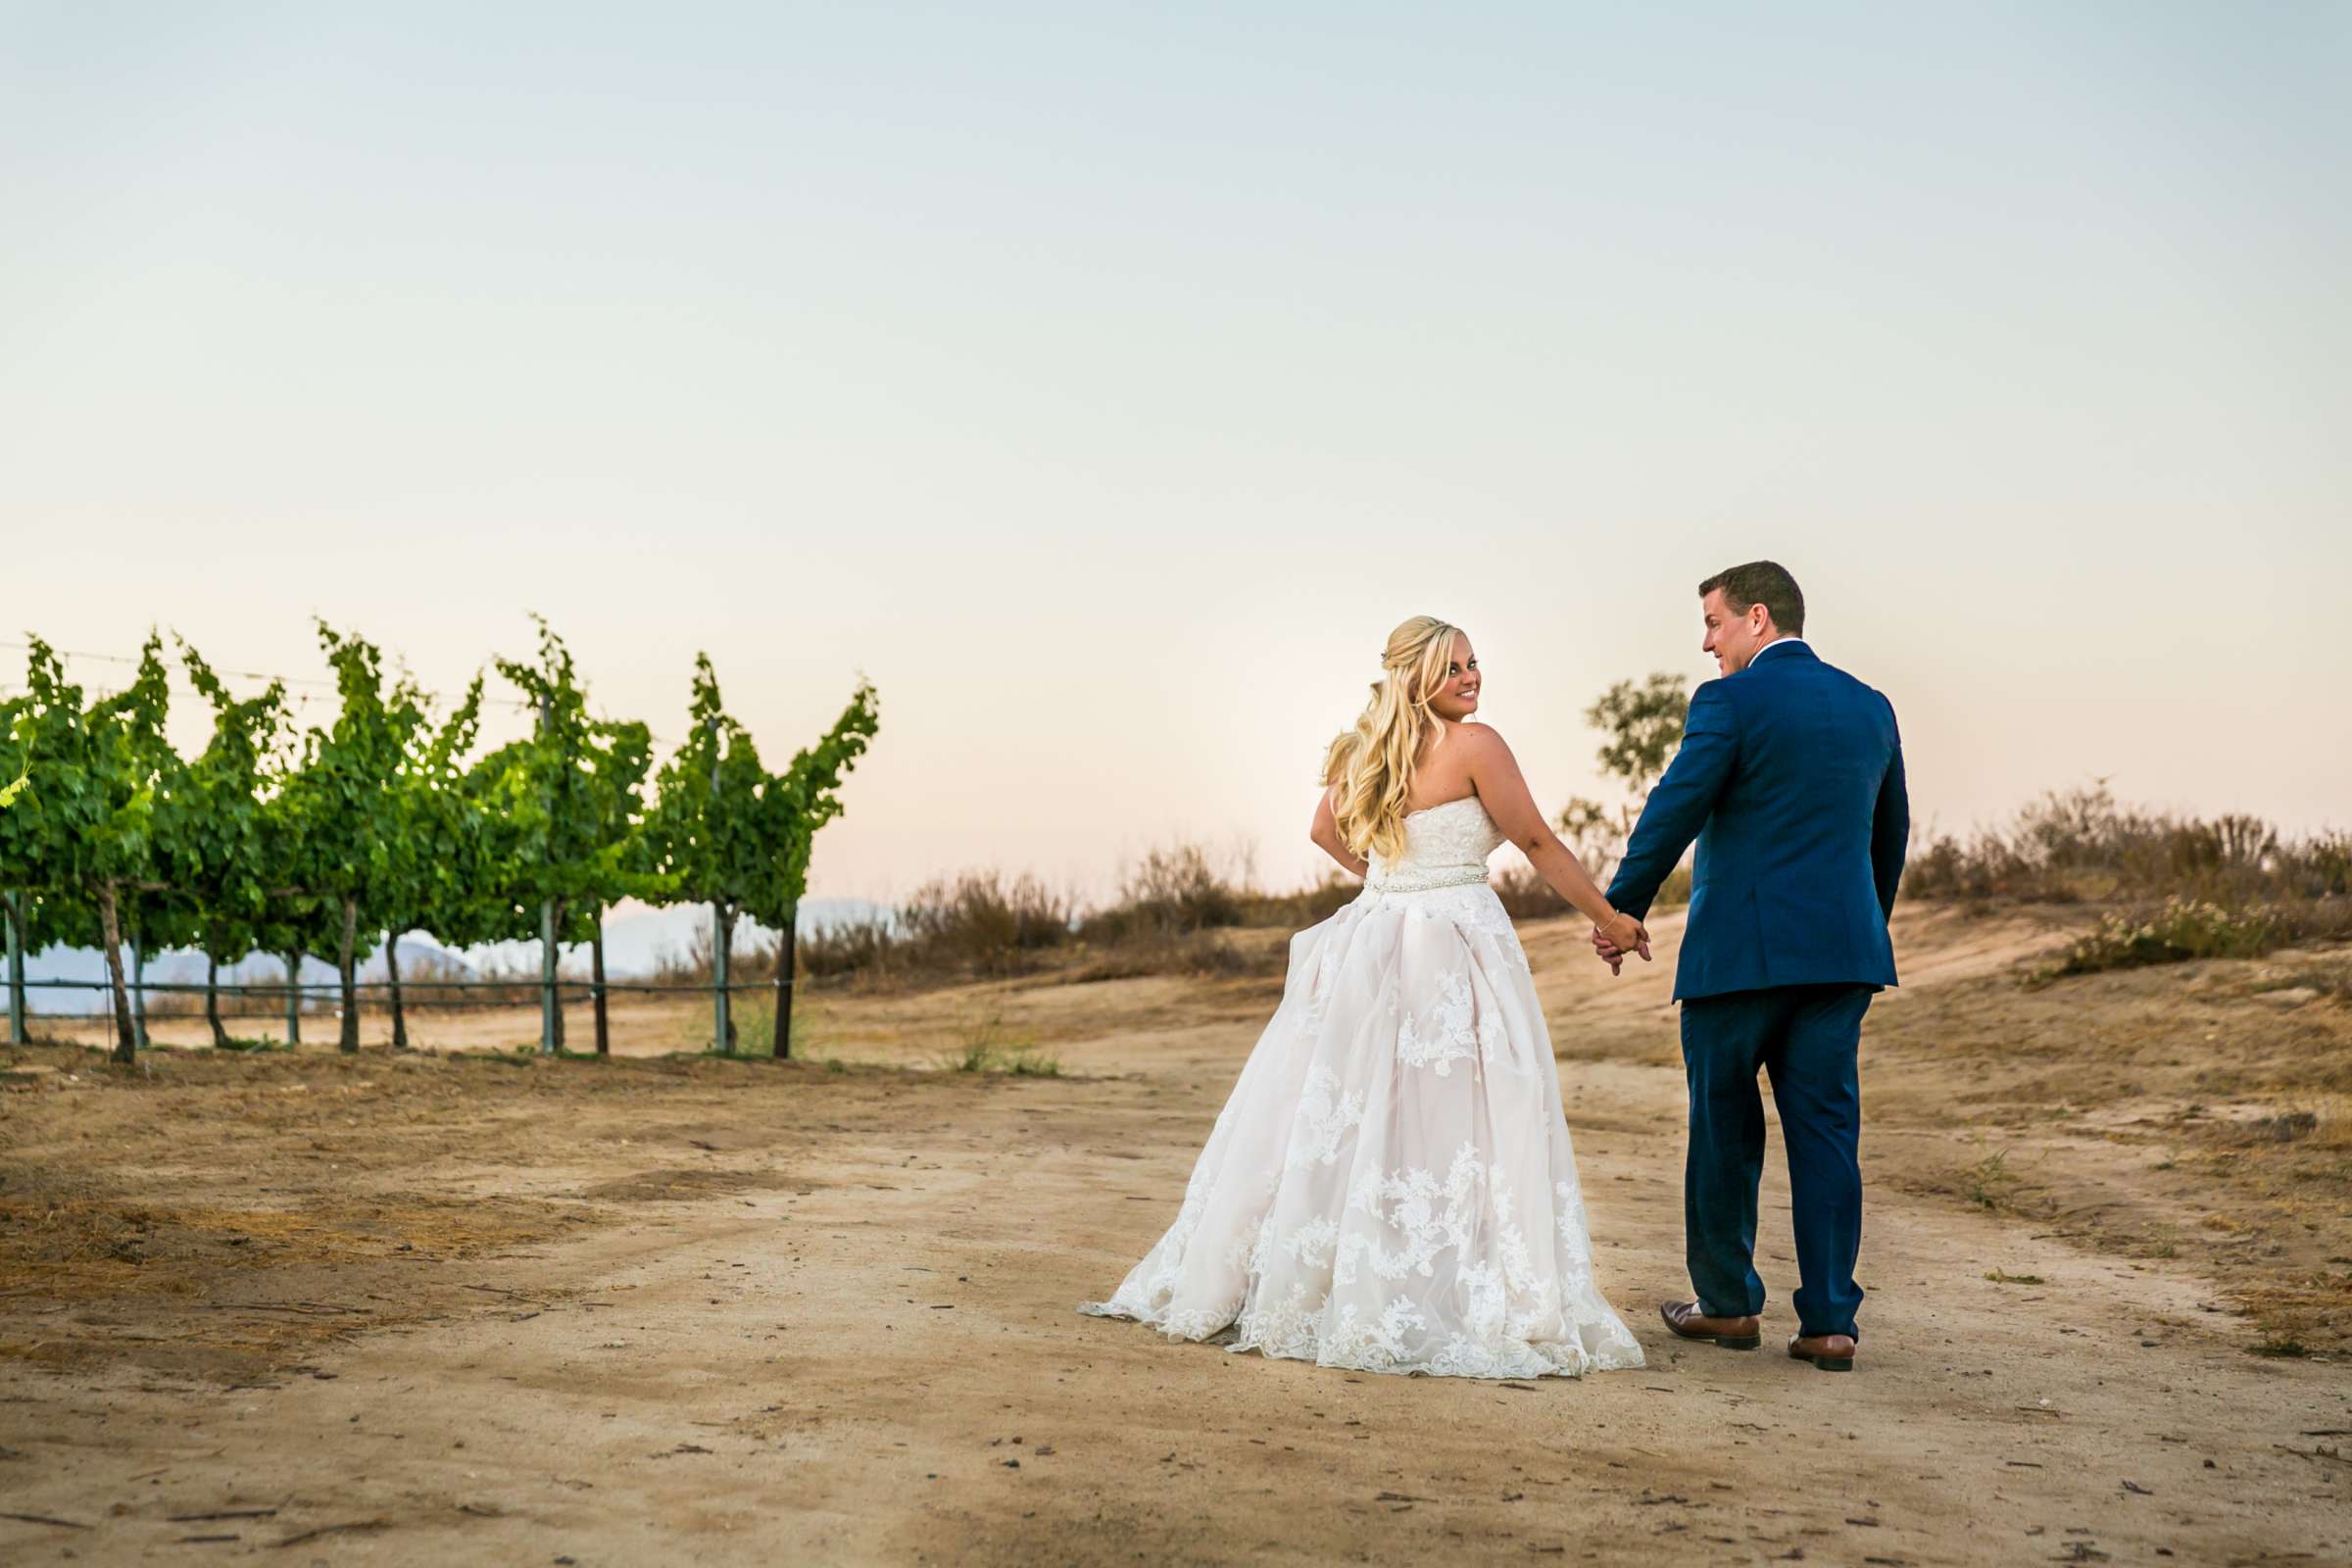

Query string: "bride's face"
[[1427, 635, 1481, 720]]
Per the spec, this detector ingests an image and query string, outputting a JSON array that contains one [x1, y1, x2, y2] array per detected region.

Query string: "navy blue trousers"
[[1679, 983, 1871, 1340]]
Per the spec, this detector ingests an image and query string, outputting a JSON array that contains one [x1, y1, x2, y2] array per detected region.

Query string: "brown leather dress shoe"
[[1787, 1332, 1857, 1371], [1659, 1299, 1762, 1350]]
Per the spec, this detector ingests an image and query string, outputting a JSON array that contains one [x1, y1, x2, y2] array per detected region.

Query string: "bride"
[[1080, 615, 1649, 1378]]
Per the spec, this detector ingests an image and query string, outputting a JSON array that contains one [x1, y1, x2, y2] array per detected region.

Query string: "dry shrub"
[[1494, 863, 1570, 919], [655, 922, 787, 987], [1494, 861, 1687, 920], [900, 871, 1075, 977], [1235, 875, 1359, 929], [2035, 898, 2286, 983], [744, 910, 916, 992], [1908, 784, 2349, 906], [1913, 786, 2351, 983], [798, 911, 900, 982], [2052, 896, 2352, 984], [795, 842, 1343, 988], [773, 870, 1091, 988], [1082, 844, 1245, 944], [1070, 842, 1312, 982], [1095, 844, 1360, 935]]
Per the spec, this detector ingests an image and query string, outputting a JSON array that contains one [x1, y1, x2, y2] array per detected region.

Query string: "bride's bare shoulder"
[[1451, 721, 1515, 757]]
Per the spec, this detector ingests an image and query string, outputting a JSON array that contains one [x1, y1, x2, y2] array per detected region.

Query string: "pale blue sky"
[[3, 3, 2346, 899]]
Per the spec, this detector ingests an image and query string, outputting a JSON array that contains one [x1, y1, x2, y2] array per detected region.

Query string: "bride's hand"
[[1593, 913, 1649, 972]]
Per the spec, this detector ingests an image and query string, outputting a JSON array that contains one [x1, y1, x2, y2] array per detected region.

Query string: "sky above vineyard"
[[4, 4, 2346, 903]]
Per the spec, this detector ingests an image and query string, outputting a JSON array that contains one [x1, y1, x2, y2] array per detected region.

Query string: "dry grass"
[[1908, 782, 2352, 906], [784, 842, 1338, 992], [798, 909, 900, 981], [1080, 844, 1246, 942], [2035, 898, 2273, 980], [937, 1018, 1064, 1077], [1862, 935, 2352, 1352], [901, 870, 1078, 976]]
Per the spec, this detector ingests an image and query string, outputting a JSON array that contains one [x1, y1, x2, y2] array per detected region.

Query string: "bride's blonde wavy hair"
[[1322, 614, 1465, 863]]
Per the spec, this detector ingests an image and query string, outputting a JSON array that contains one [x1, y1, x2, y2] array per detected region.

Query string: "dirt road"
[[3, 907, 2346, 1564]]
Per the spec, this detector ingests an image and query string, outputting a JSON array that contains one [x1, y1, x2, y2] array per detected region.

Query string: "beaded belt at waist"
[[1360, 866, 1493, 895]]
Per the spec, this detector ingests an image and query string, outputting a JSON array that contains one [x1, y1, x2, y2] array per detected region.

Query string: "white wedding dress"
[[1080, 796, 1646, 1378]]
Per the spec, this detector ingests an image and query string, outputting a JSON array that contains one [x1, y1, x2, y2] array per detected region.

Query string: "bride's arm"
[[1309, 786, 1369, 879], [1462, 726, 1644, 950]]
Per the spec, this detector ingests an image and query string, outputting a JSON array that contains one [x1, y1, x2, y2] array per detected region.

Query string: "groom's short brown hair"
[[1699, 561, 1805, 635]]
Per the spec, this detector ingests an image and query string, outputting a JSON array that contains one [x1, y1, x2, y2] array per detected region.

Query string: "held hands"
[[1591, 911, 1651, 976]]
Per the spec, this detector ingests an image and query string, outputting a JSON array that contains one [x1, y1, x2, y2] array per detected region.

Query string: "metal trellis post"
[[540, 688, 560, 1055], [3, 892, 26, 1045], [284, 951, 302, 1046], [710, 715, 730, 1055]]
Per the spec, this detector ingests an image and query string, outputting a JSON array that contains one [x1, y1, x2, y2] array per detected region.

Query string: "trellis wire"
[[0, 973, 780, 1046]]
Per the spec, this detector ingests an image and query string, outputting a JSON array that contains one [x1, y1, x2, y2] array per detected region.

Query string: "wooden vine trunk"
[[95, 880, 136, 1064], [336, 897, 360, 1053], [591, 924, 611, 1057], [3, 891, 26, 1046], [714, 905, 735, 1054], [384, 932, 409, 1050], [206, 951, 229, 1049], [772, 915, 797, 1060]]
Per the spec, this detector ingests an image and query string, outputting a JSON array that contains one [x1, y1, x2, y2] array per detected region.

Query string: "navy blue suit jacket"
[[1604, 641, 1908, 1003]]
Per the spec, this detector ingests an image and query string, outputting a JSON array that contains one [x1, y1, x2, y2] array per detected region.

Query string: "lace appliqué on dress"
[[1395, 968, 1509, 1076], [1079, 795, 1644, 1380]]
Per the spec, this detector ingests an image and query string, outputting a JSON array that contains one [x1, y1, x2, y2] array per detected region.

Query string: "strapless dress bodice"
[[1361, 795, 1503, 894]]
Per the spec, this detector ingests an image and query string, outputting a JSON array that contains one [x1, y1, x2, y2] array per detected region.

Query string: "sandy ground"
[[3, 906, 2348, 1565]]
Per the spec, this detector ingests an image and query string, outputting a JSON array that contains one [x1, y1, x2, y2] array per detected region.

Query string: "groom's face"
[[1700, 589, 1772, 676]]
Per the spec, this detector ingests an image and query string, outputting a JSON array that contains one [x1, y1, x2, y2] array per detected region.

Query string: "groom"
[[1593, 562, 1907, 1372]]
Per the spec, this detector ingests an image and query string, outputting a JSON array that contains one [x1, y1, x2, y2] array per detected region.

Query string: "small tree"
[[278, 624, 426, 1054], [571, 719, 659, 1056], [643, 658, 878, 1057], [376, 677, 484, 1050], [0, 636, 174, 1062], [166, 644, 288, 1047], [1557, 672, 1690, 882], [1, 694, 44, 1041], [736, 681, 879, 1057], [484, 620, 664, 1055], [252, 752, 337, 1049], [642, 659, 760, 1055], [2, 887, 83, 1046]]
